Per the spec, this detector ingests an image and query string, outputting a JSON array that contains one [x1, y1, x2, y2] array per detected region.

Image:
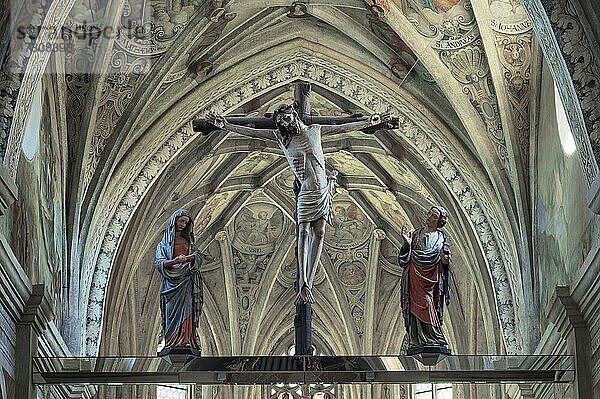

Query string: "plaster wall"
[[8, 83, 67, 332], [534, 59, 594, 328]]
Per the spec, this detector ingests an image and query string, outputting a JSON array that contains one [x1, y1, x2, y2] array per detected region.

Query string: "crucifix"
[[194, 82, 398, 355]]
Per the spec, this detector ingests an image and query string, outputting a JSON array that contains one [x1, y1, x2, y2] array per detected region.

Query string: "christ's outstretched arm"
[[206, 113, 277, 141], [320, 113, 388, 135]]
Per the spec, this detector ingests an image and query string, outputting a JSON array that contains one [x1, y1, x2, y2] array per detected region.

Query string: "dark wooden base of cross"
[[192, 81, 398, 356], [294, 302, 313, 355]]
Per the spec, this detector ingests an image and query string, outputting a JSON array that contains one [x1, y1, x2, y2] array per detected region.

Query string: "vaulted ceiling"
[[68, 0, 541, 360], [4, 0, 554, 359]]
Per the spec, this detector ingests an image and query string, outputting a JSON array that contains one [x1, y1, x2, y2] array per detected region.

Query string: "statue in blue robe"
[[155, 209, 203, 355]]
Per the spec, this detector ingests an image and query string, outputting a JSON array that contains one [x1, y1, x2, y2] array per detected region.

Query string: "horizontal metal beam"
[[33, 355, 574, 386]]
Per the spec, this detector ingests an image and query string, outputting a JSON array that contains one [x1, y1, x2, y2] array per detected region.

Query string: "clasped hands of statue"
[[165, 252, 214, 270], [167, 254, 195, 269]]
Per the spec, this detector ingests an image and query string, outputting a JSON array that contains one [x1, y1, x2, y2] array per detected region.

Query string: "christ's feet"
[[295, 283, 315, 304]]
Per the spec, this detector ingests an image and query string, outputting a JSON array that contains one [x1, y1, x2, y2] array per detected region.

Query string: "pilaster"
[[546, 286, 593, 398], [15, 284, 53, 399]]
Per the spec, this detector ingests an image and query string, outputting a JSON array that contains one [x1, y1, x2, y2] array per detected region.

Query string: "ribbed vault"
[[99, 94, 504, 358], [76, 3, 533, 359], [6, 0, 573, 361], [2, 0, 600, 396], [93, 55, 517, 363]]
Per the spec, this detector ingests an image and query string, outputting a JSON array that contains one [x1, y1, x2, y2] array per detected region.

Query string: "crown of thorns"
[[272, 104, 294, 121]]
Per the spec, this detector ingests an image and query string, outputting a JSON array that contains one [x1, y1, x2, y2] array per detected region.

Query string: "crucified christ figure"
[[207, 105, 386, 304]]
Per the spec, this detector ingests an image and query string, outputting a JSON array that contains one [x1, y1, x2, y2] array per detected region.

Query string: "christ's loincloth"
[[296, 179, 336, 224]]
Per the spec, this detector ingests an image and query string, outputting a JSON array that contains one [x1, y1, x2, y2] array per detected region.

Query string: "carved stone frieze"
[[83, 49, 521, 355], [545, 0, 600, 164], [520, 0, 599, 183], [492, 19, 533, 174], [0, 66, 23, 161], [405, 0, 512, 173]]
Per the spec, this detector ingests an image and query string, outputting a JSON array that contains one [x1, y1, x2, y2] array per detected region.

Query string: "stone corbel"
[[15, 284, 53, 399], [0, 164, 17, 216], [19, 284, 53, 333]]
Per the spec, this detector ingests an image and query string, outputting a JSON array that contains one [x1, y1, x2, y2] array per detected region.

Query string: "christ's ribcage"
[[292, 157, 305, 180]]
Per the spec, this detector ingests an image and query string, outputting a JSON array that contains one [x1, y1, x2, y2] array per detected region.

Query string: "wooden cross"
[[192, 81, 398, 355]]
